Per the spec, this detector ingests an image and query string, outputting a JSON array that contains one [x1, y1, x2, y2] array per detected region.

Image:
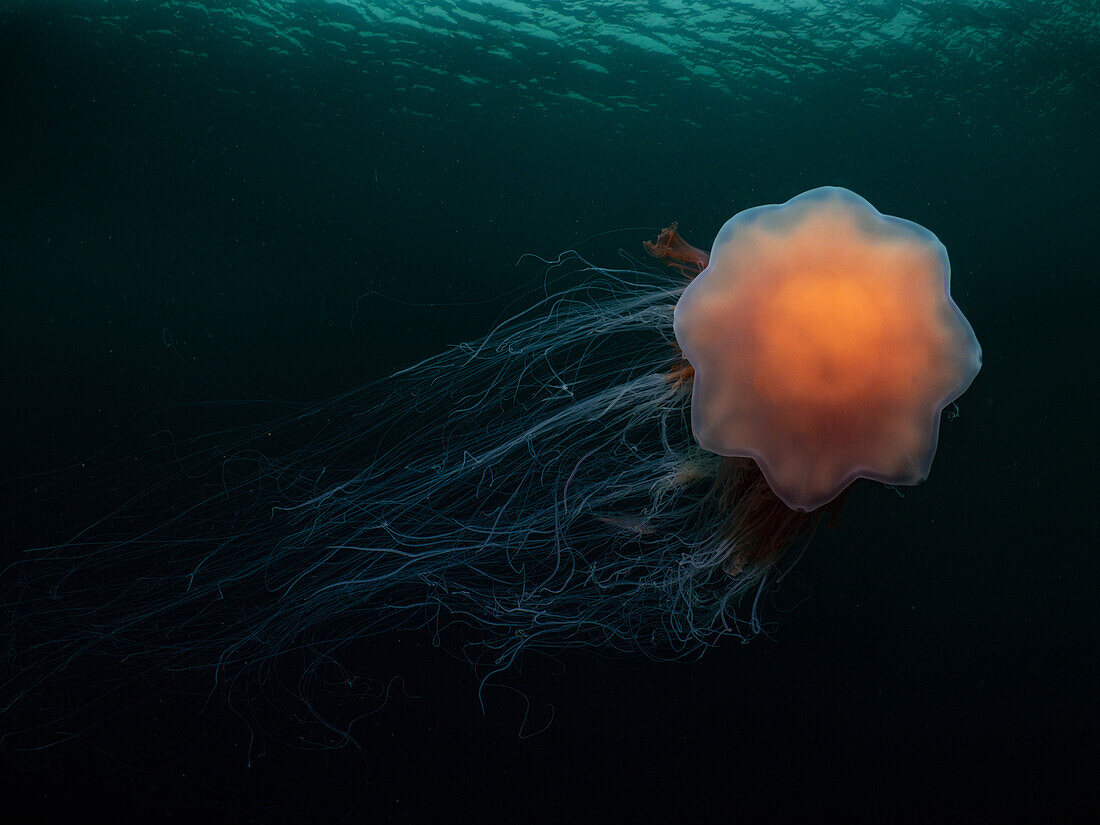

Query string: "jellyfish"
[[1, 187, 980, 744]]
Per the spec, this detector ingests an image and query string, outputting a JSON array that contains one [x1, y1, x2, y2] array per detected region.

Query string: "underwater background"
[[1, 0, 1095, 821]]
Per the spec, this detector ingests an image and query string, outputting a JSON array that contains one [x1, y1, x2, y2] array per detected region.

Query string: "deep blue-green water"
[[1, 1, 1095, 821]]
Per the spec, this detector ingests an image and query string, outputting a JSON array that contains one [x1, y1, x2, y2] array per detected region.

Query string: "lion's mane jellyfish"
[[2, 188, 980, 742]]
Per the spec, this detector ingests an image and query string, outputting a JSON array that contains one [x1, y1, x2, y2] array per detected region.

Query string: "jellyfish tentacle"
[[643, 223, 710, 279]]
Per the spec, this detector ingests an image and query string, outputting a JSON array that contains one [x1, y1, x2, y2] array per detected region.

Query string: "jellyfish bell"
[[670, 186, 982, 514]]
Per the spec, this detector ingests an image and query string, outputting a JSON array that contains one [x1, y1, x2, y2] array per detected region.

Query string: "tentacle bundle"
[[2, 240, 810, 742]]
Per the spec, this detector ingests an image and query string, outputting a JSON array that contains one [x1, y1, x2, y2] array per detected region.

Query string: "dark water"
[[1, 1, 1095, 821]]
